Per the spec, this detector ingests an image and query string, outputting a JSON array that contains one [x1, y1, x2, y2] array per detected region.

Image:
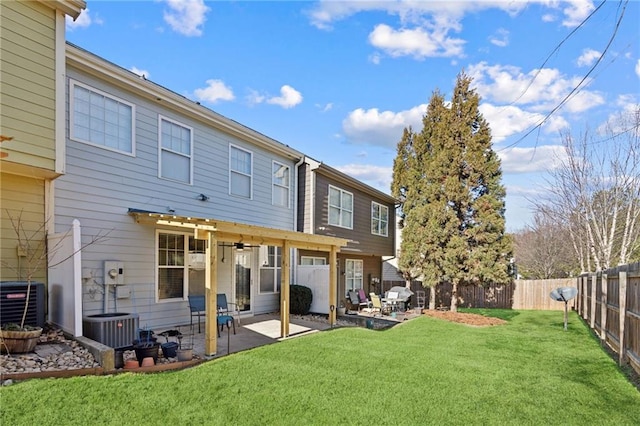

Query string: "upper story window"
[[272, 161, 290, 207], [328, 185, 353, 229], [371, 202, 389, 237], [70, 80, 135, 155], [230, 145, 252, 198], [159, 116, 193, 184]]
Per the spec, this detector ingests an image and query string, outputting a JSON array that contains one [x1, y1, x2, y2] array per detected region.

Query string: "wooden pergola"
[[129, 210, 349, 356]]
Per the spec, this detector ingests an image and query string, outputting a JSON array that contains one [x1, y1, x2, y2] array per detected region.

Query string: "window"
[[157, 232, 205, 300], [345, 259, 363, 294], [70, 80, 134, 154], [230, 145, 252, 198], [259, 246, 281, 293], [328, 185, 353, 229], [371, 202, 389, 236], [272, 161, 290, 207], [159, 116, 193, 184], [300, 256, 326, 266]]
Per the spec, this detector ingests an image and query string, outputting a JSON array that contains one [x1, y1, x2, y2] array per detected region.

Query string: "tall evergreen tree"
[[391, 73, 512, 312]]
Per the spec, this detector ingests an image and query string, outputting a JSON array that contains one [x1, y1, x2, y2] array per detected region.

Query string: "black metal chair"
[[188, 295, 205, 333]]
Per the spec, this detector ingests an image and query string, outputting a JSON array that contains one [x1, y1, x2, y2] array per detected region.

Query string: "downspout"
[[292, 156, 305, 285]]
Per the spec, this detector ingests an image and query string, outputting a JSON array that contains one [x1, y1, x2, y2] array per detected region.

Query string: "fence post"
[[600, 273, 607, 343], [582, 275, 589, 320], [590, 273, 597, 329], [618, 271, 627, 366]]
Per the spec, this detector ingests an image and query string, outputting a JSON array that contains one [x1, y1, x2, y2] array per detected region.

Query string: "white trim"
[[69, 79, 136, 156], [328, 184, 354, 230], [272, 160, 290, 208], [55, 10, 66, 174], [229, 143, 253, 199], [157, 114, 194, 185], [371, 201, 389, 237], [300, 256, 326, 266], [345, 258, 363, 294], [155, 230, 189, 303]]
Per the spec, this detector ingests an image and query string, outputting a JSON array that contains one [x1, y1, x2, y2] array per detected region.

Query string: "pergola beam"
[[129, 209, 348, 348]]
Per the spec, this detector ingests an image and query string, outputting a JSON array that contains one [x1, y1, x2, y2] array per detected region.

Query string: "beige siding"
[[0, 173, 47, 283], [0, 1, 57, 171]]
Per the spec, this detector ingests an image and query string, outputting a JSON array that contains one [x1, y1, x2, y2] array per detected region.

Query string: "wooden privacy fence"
[[577, 263, 640, 374], [383, 278, 575, 310]]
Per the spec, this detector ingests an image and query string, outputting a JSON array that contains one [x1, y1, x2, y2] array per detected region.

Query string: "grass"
[[1, 310, 639, 425]]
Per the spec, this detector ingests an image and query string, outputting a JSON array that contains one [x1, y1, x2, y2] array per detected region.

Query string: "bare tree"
[[513, 212, 577, 279], [537, 107, 640, 271]]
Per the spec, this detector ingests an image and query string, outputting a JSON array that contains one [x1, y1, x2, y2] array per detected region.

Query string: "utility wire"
[[500, 0, 629, 150]]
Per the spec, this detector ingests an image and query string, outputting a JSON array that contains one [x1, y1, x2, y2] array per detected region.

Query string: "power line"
[[500, 0, 629, 150]]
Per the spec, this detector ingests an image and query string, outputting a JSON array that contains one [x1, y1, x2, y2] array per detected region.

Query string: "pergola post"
[[280, 240, 291, 338], [329, 246, 338, 326], [204, 231, 217, 356]]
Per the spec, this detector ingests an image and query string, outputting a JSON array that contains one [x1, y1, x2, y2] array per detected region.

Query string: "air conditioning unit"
[[0, 281, 46, 328]]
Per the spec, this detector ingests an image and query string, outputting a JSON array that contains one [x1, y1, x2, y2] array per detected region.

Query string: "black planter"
[[133, 342, 160, 366], [161, 342, 178, 358]]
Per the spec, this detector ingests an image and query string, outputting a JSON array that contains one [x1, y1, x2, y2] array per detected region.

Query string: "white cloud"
[[563, 90, 605, 113], [163, 0, 209, 37], [368, 24, 465, 59], [66, 9, 100, 30], [479, 104, 546, 143], [335, 164, 393, 195], [193, 79, 235, 103], [316, 103, 333, 112], [468, 62, 603, 114], [342, 104, 427, 148], [307, 1, 527, 30], [266, 85, 303, 109], [489, 28, 509, 47], [560, 0, 595, 28], [498, 145, 568, 174], [130, 67, 150, 79], [246, 89, 266, 106], [576, 48, 601, 67], [636, 59, 640, 78]]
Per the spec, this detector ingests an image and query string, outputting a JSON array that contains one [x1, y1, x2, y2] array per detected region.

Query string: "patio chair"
[[216, 293, 240, 327], [188, 295, 205, 334], [358, 289, 372, 310], [347, 290, 368, 312], [368, 293, 383, 317]]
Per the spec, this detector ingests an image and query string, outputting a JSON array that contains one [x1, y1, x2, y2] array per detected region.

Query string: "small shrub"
[[290, 285, 313, 315]]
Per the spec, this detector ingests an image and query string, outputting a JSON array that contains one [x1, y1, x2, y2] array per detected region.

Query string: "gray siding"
[[54, 66, 297, 329]]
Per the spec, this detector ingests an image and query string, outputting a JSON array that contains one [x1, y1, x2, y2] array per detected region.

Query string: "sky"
[[65, 0, 640, 232]]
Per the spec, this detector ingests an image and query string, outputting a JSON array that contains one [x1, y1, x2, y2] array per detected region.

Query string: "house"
[[2, 3, 396, 357], [296, 158, 397, 307], [56, 42, 349, 354], [1, 1, 85, 283]]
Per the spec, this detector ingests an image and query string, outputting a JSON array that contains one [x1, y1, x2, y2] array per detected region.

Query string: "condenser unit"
[[0, 281, 45, 328]]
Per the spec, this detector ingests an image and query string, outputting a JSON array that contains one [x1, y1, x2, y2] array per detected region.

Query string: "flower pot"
[[161, 341, 178, 358], [124, 359, 139, 370], [337, 307, 346, 316], [134, 342, 160, 366], [115, 350, 125, 369], [0, 327, 43, 354], [176, 348, 192, 362]]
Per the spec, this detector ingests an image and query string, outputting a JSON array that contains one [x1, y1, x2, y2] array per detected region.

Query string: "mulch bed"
[[422, 310, 507, 327]]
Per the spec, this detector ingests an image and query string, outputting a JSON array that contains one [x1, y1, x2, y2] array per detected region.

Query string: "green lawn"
[[1, 310, 638, 425]]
